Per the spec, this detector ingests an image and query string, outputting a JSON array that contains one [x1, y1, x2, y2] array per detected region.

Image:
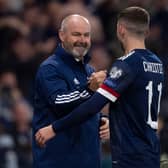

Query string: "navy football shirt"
[[97, 49, 164, 166]]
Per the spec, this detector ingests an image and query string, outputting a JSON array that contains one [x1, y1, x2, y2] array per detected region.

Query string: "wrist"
[[51, 124, 57, 134]]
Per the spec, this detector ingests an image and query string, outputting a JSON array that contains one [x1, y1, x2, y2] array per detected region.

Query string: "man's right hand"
[[88, 70, 107, 91]]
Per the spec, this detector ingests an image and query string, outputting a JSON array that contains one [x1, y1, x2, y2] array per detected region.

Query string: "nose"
[[79, 35, 86, 43]]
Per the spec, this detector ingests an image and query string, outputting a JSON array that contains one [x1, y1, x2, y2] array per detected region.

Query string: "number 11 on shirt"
[[146, 81, 162, 129]]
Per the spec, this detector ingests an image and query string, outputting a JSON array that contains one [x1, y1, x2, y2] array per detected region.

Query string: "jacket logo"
[[73, 78, 80, 85]]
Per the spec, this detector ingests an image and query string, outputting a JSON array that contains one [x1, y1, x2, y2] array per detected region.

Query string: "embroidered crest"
[[110, 67, 122, 79]]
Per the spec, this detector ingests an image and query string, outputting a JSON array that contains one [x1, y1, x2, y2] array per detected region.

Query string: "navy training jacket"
[[32, 45, 101, 168]]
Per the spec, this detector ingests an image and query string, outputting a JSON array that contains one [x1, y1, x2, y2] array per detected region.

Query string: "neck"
[[124, 37, 146, 55]]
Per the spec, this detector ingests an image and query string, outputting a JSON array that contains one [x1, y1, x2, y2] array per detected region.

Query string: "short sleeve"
[[97, 60, 135, 102]]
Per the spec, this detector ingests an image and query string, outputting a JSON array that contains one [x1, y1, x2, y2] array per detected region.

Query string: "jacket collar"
[[54, 44, 90, 66]]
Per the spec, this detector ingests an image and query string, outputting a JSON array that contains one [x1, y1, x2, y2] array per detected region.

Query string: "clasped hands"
[[88, 70, 107, 91]]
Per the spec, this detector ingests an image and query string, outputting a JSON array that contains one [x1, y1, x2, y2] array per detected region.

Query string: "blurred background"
[[0, 0, 168, 167]]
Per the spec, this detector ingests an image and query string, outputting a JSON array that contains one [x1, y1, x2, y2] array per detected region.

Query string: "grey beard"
[[71, 48, 88, 61]]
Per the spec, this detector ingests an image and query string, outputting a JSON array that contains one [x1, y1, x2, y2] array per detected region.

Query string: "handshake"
[[88, 70, 107, 91]]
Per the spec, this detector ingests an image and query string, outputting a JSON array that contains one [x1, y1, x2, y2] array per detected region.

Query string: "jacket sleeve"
[[36, 64, 92, 111], [52, 92, 109, 132]]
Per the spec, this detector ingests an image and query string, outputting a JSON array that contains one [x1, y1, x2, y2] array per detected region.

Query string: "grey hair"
[[60, 14, 90, 32]]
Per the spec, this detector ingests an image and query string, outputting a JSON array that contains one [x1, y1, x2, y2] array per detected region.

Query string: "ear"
[[58, 30, 65, 42], [119, 24, 125, 36]]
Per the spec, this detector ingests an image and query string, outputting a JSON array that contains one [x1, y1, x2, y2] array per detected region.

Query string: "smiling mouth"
[[74, 42, 87, 48], [74, 46, 86, 49], [74, 45, 85, 47]]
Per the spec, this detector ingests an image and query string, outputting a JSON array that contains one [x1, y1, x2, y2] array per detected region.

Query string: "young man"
[[32, 15, 109, 168], [36, 7, 164, 168]]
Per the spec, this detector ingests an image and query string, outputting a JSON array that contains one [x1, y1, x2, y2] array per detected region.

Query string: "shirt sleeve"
[[97, 60, 135, 102], [52, 60, 135, 132]]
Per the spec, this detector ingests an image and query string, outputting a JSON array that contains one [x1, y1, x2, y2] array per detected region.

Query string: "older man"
[[32, 14, 109, 168]]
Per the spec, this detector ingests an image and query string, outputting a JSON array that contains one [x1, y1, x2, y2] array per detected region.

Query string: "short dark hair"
[[118, 6, 150, 36]]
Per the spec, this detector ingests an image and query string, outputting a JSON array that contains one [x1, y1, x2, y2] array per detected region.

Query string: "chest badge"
[[73, 78, 80, 85]]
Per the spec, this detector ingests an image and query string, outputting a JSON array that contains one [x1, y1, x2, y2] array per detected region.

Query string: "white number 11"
[[145, 81, 162, 129]]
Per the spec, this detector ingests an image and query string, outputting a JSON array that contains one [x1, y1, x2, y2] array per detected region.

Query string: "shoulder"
[[118, 50, 136, 61], [39, 54, 65, 72], [109, 51, 139, 79], [112, 52, 135, 72], [40, 54, 60, 68], [36, 54, 64, 78], [118, 50, 142, 67]]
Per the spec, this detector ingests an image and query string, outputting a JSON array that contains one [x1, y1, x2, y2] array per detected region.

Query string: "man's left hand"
[[99, 117, 110, 140]]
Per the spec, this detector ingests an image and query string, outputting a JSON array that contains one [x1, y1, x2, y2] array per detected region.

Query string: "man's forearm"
[[52, 92, 109, 132]]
